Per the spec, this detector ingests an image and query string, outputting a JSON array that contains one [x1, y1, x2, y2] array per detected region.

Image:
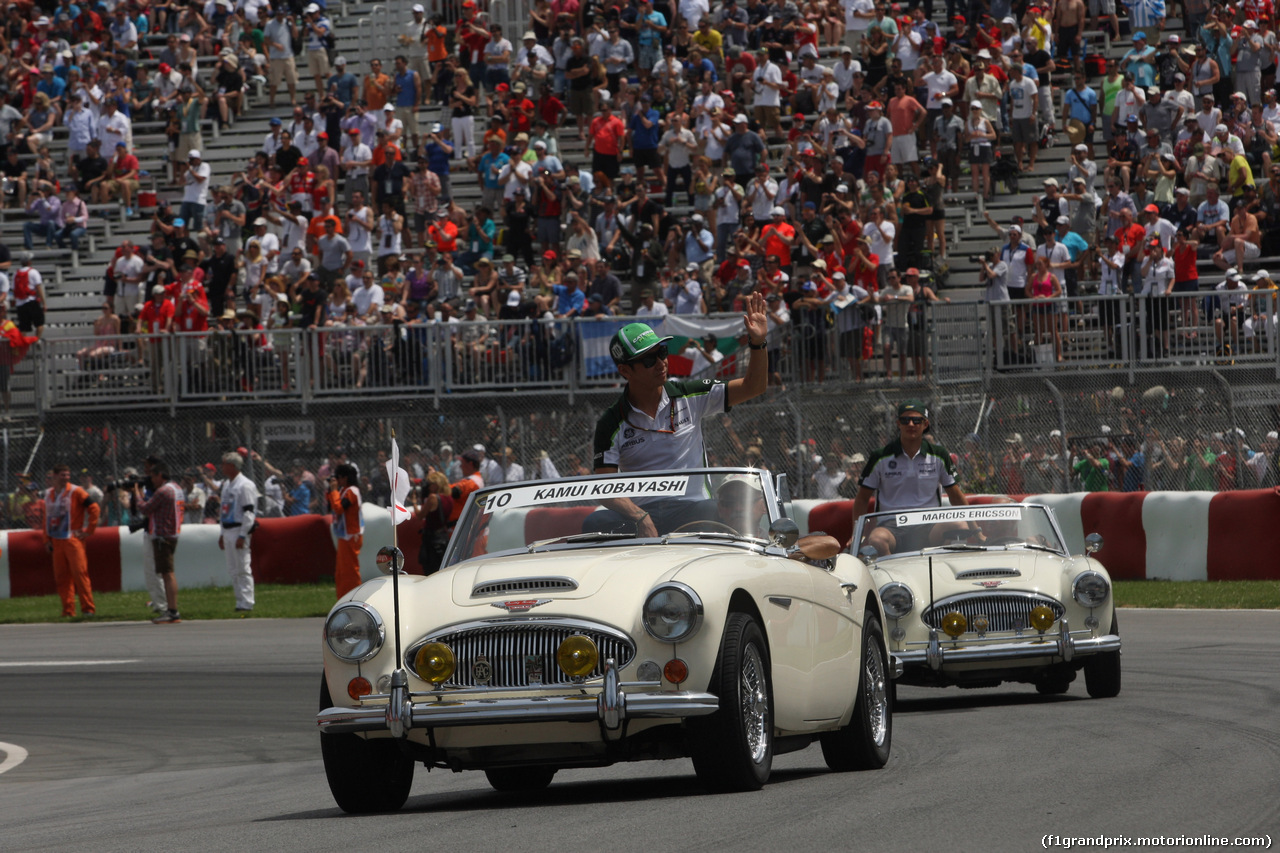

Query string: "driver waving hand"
[[592, 292, 770, 536], [851, 400, 977, 555]]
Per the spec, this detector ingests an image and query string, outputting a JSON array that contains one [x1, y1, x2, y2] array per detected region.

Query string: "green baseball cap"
[[609, 322, 673, 364], [897, 399, 930, 419]]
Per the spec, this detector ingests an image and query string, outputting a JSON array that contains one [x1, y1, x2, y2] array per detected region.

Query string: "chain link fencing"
[[4, 364, 1277, 530]]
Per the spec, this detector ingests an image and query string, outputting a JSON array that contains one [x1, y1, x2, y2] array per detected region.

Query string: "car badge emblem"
[[974, 580, 1007, 588], [972, 615, 990, 637], [472, 654, 492, 686], [524, 654, 544, 685], [492, 598, 552, 613], [1011, 613, 1027, 636]]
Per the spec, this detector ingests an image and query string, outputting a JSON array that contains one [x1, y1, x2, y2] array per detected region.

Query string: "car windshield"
[[447, 469, 778, 565], [854, 504, 1066, 559]]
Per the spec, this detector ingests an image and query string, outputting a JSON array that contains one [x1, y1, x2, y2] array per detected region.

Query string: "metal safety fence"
[[5, 364, 1276, 530]]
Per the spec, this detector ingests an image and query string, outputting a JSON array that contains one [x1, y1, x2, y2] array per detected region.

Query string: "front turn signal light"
[[941, 612, 968, 638], [1029, 605, 1056, 633], [413, 642, 456, 685], [347, 676, 372, 700], [663, 658, 689, 685], [556, 634, 599, 679]]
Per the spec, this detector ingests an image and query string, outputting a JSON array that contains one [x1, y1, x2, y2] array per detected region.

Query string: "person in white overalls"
[[217, 451, 259, 612]]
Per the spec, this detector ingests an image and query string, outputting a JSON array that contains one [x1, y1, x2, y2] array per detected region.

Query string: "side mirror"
[[376, 545, 406, 575], [859, 545, 879, 564], [1084, 533, 1103, 555], [769, 517, 799, 548]]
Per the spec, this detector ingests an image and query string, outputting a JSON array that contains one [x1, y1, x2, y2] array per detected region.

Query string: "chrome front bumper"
[[317, 659, 718, 736], [892, 620, 1122, 672]]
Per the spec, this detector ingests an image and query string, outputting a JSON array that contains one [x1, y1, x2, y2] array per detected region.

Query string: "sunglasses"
[[626, 345, 669, 369], [898, 416, 926, 426]]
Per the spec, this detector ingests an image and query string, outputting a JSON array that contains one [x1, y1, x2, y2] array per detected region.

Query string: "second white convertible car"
[[854, 503, 1122, 699], [317, 469, 892, 811]]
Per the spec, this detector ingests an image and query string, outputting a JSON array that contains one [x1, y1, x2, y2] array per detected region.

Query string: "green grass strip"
[[0, 580, 1276, 625]]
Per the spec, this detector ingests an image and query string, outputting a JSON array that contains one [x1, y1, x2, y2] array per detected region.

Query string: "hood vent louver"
[[472, 577, 579, 597], [954, 568, 1022, 580]]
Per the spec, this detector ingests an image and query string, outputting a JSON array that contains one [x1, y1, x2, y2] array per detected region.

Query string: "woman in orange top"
[[327, 464, 365, 598]]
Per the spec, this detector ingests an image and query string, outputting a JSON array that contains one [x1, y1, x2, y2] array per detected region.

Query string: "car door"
[[799, 558, 862, 723]]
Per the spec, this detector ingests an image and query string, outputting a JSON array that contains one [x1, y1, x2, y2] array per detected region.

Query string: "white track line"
[[0, 742, 29, 775], [0, 659, 141, 668]]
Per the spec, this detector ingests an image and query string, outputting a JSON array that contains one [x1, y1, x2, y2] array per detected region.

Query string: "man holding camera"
[[133, 461, 183, 624], [217, 451, 258, 613], [326, 463, 364, 598], [44, 463, 99, 618]]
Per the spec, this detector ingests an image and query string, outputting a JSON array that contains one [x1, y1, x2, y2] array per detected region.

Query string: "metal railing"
[[30, 299, 1280, 414]]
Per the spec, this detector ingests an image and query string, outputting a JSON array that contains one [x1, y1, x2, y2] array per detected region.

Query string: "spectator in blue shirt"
[[1121, 33, 1156, 88], [477, 136, 510, 211], [1062, 72, 1099, 151], [423, 121, 454, 201], [327, 56, 358, 107], [1055, 217, 1090, 300], [37, 66, 67, 103], [552, 271, 586, 317], [628, 94, 663, 187]]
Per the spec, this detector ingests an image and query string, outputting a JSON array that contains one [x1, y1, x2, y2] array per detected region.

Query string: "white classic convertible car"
[[317, 468, 892, 812], [854, 503, 1121, 698]]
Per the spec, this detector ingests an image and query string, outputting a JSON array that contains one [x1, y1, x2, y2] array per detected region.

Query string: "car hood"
[[448, 543, 744, 608], [872, 548, 1088, 600]]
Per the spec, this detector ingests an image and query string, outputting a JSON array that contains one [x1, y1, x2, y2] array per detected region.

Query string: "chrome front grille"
[[954, 568, 1022, 579], [471, 577, 579, 597], [408, 620, 635, 688], [922, 593, 1065, 632]]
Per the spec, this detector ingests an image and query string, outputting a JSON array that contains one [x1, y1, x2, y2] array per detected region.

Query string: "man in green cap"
[[851, 399, 980, 555], [590, 292, 768, 536]]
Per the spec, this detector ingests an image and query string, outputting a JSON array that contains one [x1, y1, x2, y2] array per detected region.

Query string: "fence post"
[[785, 396, 805, 498], [1210, 369, 1245, 490], [496, 403, 507, 464], [1042, 378, 1071, 493]]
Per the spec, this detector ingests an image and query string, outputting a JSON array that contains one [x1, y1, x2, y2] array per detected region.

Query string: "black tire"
[[484, 767, 557, 792], [319, 675, 415, 813], [1084, 614, 1122, 699], [689, 612, 773, 792], [820, 615, 892, 771]]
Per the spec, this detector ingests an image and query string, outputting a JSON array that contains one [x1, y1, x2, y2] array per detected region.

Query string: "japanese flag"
[[387, 438, 413, 526]]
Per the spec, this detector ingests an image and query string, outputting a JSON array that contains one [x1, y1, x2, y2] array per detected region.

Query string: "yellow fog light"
[[1029, 605, 1056, 633], [556, 634, 599, 679], [941, 612, 967, 638], [413, 642, 456, 685]]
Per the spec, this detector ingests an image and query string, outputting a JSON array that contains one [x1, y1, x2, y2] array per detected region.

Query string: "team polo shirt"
[[858, 437, 957, 510], [593, 378, 729, 473]]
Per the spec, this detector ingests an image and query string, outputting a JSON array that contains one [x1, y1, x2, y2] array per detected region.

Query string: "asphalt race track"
[[2, 611, 1277, 853]]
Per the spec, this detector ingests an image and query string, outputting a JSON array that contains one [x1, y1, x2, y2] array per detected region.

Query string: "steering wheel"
[[670, 520, 740, 534]]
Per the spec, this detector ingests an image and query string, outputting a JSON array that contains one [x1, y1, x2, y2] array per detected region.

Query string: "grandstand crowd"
[[0, 0, 1277, 397]]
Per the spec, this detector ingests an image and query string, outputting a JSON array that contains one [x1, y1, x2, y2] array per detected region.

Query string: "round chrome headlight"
[[1072, 571, 1111, 608], [643, 583, 704, 643], [879, 582, 914, 619], [324, 604, 385, 662]]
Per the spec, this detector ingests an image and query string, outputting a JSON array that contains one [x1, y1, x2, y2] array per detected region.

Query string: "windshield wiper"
[[527, 532, 635, 552], [932, 543, 988, 552], [1005, 542, 1061, 554]]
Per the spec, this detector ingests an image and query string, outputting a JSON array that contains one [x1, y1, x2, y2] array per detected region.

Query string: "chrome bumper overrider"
[[317, 658, 719, 736], [892, 620, 1122, 672]]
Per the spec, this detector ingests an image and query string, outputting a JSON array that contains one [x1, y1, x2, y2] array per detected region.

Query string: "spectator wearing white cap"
[[179, 149, 211, 231], [965, 97, 996, 201], [400, 4, 431, 95], [684, 213, 716, 280], [471, 444, 502, 485], [301, 4, 334, 96], [1215, 268, 1250, 355], [660, 113, 698, 206]]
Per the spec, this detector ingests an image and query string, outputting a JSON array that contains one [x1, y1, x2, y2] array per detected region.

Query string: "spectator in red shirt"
[[537, 92, 566, 128], [761, 206, 797, 269], [506, 84, 536, 132], [138, 285, 175, 394], [427, 214, 459, 253], [589, 103, 626, 178]]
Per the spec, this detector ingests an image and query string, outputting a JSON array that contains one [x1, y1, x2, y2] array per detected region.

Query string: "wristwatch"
[[748, 339, 767, 350]]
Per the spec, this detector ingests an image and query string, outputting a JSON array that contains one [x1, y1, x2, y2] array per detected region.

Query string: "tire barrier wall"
[[5, 492, 1279, 597], [795, 489, 1280, 582], [2, 504, 425, 598]]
